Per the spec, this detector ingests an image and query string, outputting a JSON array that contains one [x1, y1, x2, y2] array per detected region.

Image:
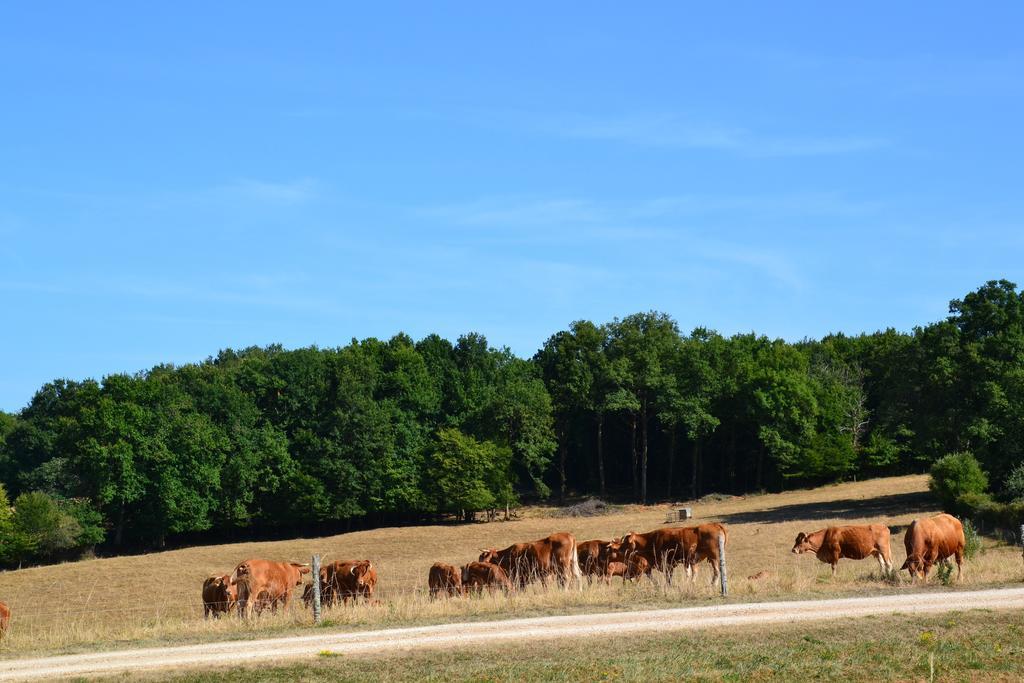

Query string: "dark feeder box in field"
[[666, 507, 693, 523]]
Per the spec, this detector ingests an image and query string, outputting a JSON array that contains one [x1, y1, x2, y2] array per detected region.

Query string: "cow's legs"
[[831, 562, 838, 578], [954, 551, 964, 581]]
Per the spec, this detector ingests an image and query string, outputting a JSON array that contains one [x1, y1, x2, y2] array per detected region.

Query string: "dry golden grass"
[[0, 474, 1021, 658]]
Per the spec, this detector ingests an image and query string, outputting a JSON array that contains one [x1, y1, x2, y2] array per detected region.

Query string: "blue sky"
[[2, 3, 1023, 411]]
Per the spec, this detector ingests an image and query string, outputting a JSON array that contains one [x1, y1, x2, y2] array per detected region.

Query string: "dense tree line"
[[1, 280, 1023, 561]]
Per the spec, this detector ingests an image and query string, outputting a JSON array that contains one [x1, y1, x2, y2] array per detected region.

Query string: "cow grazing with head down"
[[792, 525, 893, 576], [479, 532, 583, 590], [901, 513, 965, 582], [230, 559, 310, 618], [202, 574, 238, 618], [428, 562, 462, 599], [461, 561, 513, 594], [621, 523, 728, 585]]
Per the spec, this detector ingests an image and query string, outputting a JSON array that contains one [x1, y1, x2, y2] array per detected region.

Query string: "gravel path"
[[3, 587, 1023, 681]]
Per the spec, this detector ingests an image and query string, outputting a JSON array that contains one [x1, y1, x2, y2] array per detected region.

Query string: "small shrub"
[[929, 452, 988, 513], [962, 519, 982, 560], [935, 561, 954, 586], [1003, 462, 1024, 502]]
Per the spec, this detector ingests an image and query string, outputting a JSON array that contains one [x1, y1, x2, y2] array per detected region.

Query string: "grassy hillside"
[[0, 474, 1021, 658]]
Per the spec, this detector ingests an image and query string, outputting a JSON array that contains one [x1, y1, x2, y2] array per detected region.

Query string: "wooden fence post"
[[311, 554, 322, 625], [718, 532, 728, 597]]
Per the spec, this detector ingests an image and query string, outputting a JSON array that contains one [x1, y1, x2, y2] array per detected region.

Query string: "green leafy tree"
[[606, 312, 681, 503], [425, 428, 512, 519], [12, 491, 80, 560], [929, 451, 988, 512]]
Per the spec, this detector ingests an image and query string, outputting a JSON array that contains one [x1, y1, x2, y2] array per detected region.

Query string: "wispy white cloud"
[[418, 191, 879, 234], [420, 198, 602, 228], [561, 114, 885, 157], [414, 194, 813, 290], [694, 243, 805, 289], [215, 178, 319, 205]]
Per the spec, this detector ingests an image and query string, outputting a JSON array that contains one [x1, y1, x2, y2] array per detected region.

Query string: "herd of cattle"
[[197, 512, 968, 618]]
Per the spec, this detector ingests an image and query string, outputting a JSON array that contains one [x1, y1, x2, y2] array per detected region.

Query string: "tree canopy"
[[2, 280, 1024, 561]]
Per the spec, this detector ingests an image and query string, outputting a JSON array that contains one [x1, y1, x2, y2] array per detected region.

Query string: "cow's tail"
[[570, 536, 583, 591]]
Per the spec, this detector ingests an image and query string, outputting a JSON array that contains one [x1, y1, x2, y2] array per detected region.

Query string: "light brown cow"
[[792, 525, 893, 576], [901, 513, 965, 581], [202, 574, 238, 618], [479, 532, 582, 589], [229, 559, 310, 618], [604, 555, 651, 583], [429, 562, 462, 599], [0, 601, 9, 639], [461, 561, 513, 594], [325, 560, 378, 604]]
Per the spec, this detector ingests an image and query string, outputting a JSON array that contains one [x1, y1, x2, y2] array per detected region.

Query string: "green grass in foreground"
[[144, 609, 1024, 682]]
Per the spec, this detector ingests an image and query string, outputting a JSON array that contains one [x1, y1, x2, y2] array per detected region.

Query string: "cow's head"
[[621, 531, 640, 554], [478, 548, 499, 564], [792, 532, 813, 554], [289, 563, 312, 586], [229, 562, 251, 586], [600, 539, 624, 563], [350, 560, 373, 587], [901, 554, 927, 579]]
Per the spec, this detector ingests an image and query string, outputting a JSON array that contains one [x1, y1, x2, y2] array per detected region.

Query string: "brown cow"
[[622, 523, 727, 585], [429, 562, 462, 599], [202, 574, 238, 618], [230, 559, 310, 618], [0, 601, 9, 639], [577, 539, 609, 584], [686, 522, 729, 585], [461, 561, 513, 594], [901, 513, 965, 581], [792, 525, 893, 576], [479, 532, 582, 589], [301, 566, 332, 609], [621, 527, 691, 584], [325, 560, 378, 604]]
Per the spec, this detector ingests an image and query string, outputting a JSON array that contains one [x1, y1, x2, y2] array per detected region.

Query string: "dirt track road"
[[3, 587, 1023, 681]]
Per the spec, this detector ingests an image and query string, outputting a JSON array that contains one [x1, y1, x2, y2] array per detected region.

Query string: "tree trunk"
[[691, 439, 700, 500], [559, 431, 568, 505], [756, 444, 765, 491], [640, 398, 648, 505], [666, 428, 676, 499], [114, 504, 125, 546], [630, 414, 638, 500], [728, 431, 737, 493], [596, 414, 606, 497]]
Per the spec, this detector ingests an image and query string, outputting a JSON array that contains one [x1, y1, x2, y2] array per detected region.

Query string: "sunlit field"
[[0, 474, 1021, 658]]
